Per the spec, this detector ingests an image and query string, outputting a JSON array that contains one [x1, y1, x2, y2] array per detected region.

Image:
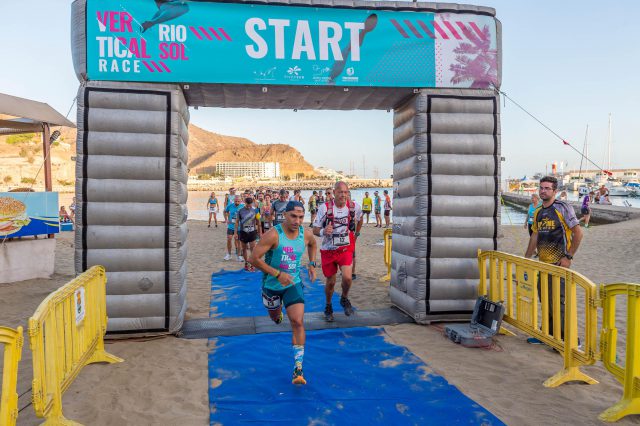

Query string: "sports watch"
[[308, 261, 317, 268], [563, 253, 573, 260]]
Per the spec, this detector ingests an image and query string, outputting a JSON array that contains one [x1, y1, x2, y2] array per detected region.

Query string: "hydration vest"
[[324, 200, 356, 232]]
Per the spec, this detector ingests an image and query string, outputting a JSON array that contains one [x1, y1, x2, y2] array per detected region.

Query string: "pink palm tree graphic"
[[449, 24, 497, 88]]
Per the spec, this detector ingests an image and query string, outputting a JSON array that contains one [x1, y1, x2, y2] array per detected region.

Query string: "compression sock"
[[293, 345, 304, 369], [292, 345, 306, 384]]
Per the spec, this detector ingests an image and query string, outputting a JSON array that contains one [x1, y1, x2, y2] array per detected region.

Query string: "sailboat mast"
[[607, 113, 612, 172], [579, 124, 588, 179]]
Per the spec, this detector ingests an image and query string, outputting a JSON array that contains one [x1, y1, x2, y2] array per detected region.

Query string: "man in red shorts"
[[313, 181, 363, 321]]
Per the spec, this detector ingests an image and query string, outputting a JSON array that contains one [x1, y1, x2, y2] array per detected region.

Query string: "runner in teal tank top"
[[249, 201, 318, 385], [262, 224, 306, 291]]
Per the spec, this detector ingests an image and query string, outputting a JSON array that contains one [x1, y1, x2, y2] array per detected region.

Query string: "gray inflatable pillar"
[[391, 89, 500, 323], [74, 81, 189, 333]]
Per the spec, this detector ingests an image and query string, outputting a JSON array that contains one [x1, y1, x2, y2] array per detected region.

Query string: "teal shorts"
[[262, 282, 304, 309]]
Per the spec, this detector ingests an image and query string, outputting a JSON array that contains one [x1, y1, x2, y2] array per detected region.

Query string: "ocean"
[[58, 189, 526, 226]]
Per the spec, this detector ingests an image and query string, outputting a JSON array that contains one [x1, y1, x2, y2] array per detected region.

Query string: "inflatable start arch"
[[71, 0, 501, 332]]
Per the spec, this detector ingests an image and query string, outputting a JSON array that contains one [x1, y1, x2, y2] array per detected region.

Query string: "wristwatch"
[[308, 261, 317, 268], [563, 253, 573, 260]]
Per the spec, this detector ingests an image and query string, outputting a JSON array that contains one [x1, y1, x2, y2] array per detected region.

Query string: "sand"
[[2, 219, 640, 425]]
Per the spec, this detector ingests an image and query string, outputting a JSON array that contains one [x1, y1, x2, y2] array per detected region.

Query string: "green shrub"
[[6, 133, 36, 144], [21, 177, 35, 184]]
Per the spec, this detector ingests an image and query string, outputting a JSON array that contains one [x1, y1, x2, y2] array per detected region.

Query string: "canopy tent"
[[0, 92, 76, 136], [0, 93, 76, 193]]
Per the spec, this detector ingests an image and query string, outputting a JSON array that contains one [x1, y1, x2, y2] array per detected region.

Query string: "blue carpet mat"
[[210, 268, 341, 317], [208, 327, 504, 425]]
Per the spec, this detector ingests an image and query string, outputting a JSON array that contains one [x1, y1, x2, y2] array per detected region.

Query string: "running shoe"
[[238, 255, 245, 262], [352, 274, 357, 281], [292, 367, 307, 385], [527, 337, 544, 345], [208, 224, 211, 228], [340, 297, 354, 316], [223, 254, 231, 261], [324, 304, 334, 322], [273, 311, 284, 324]]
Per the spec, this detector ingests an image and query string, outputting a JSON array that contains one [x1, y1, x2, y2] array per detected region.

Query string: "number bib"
[[332, 232, 350, 247], [276, 213, 285, 222], [263, 223, 271, 230], [262, 293, 282, 311], [243, 225, 255, 232]]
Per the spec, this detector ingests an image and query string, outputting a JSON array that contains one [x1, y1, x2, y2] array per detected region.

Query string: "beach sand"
[[2, 219, 640, 425]]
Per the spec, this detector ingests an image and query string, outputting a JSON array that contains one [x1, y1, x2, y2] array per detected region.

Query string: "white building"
[[314, 166, 346, 180], [215, 162, 280, 178], [564, 168, 640, 182]]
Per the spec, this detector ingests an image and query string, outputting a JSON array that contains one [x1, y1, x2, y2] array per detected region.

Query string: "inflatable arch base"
[[390, 89, 500, 323]]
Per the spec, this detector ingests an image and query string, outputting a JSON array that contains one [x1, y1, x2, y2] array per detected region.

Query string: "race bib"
[[332, 232, 350, 247], [262, 293, 282, 310], [263, 223, 271, 230], [243, 225, 256, 232], [276, 213, 285, 222]]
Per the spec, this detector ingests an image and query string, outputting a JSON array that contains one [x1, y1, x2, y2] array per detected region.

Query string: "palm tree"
[[449, 24, 498, 88]]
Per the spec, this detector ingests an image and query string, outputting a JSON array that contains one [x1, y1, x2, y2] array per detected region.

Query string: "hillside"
[[0, 123, 316, 188]]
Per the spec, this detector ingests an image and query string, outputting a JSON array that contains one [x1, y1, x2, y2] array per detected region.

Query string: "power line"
[[493, 86, 612, 176]]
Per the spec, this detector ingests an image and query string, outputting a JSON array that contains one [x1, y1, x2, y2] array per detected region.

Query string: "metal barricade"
[[0, 326, 23, 426], [599, 283, 640, 422], [379, 229, 392, 282], [478, 250, 598, 387], [28, 265, 123, 425]]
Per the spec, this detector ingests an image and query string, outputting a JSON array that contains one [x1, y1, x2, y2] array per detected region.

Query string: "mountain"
[[0, 123, 316, 187]]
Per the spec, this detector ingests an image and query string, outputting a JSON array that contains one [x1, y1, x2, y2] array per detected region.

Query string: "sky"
[[1, 0, 638, 179]]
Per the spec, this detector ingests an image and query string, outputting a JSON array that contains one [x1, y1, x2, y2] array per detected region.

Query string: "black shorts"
[[581, 207, 590, 215], [226, 228, 236, 236], [384, 210, 391, 216], [363, 209, 371, 214], [238, 230, 258, 243], [375, 209, 381, 214]]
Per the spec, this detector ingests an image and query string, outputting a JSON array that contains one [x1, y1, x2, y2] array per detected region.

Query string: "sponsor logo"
[[287, 65, 302, 76]]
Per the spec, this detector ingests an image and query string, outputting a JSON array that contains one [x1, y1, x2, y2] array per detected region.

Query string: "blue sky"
[[1, 0, 638, 179]]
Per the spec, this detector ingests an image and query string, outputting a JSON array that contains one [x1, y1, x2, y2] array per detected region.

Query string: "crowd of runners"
[[205, 181, 392, 385]]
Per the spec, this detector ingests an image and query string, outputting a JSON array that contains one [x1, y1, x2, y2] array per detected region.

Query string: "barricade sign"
[[0, 326, 23, 426], [599, 283, 640, 422], [28, 265, 123, 425], [478, 250, 598, 387], [379, 228, 392, 282]]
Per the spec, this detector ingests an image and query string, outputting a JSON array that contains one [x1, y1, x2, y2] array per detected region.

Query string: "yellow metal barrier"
[[28, 265, 123, 425], [379, 229, 392, 282], [599, 283, 640, 422], [478, 250, 598, 387], [0, 326, 23, 426]]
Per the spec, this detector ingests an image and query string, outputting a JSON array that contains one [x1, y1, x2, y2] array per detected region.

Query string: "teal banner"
[[86, 0, 497, 88]]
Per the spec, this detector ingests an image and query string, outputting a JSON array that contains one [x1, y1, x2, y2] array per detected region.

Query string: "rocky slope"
[[0, 123, 316, 187]]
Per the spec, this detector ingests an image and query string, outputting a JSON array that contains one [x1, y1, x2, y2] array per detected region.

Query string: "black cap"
[[285, 201, 305, 212]]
